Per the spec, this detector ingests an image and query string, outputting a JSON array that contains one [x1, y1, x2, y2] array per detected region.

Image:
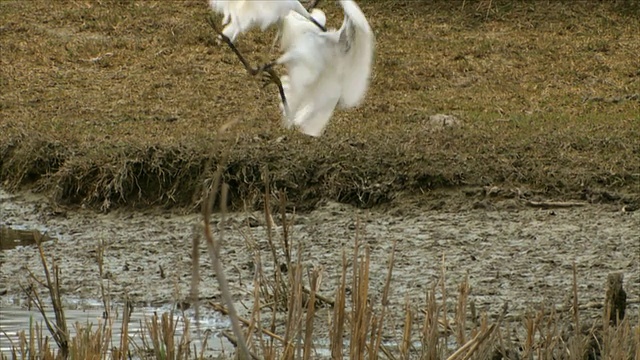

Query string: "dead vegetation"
[[3, 232, 206, 360], [5, 184, 637, 359], [1, 0, 639, 212]]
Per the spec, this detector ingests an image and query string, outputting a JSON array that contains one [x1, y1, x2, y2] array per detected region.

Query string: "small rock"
[[426, 114, 462, 129]]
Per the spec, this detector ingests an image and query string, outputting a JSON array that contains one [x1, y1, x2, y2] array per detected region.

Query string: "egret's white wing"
[[276, 0, 376, 136], [209, 0, 231, 24], [279, 72, 339, 137], [277, 31, 341, 136], [209, 0, 315, 42], [336, 0, 375, 108], [276, 32, 329, 107], [290, 73, 342, 137], [279, 8, 326, 52], [288, 36, 342, 136], [286, 40, 328, 88]]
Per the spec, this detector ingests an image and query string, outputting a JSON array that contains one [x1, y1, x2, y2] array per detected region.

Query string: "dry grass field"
[[1, 0, 639, 211]]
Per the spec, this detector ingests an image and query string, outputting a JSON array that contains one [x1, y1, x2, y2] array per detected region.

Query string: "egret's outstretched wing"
[[336, 0, 375, 108], [281, 31, 328, 85], [208, 0, 322, 43], [273, 0, 374, 136]]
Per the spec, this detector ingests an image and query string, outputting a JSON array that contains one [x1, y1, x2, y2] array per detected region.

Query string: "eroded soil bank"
[[1, 188, 638, 331]]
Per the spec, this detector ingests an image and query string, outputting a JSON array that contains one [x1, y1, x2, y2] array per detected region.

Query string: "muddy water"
[[1, 188, 639, 355]]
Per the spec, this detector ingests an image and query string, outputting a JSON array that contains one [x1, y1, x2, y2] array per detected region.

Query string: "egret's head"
[[310, 9, 327, 28]]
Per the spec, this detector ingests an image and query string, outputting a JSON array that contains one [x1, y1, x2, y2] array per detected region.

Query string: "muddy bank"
[[1, 188, 638, 330]]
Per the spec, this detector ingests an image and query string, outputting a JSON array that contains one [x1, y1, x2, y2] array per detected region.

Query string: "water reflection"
[[0, 226, 54, 251]]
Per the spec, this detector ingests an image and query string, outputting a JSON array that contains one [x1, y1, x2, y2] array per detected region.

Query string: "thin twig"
[[191, 223, 201, 339], [572, 262, 580, 334], [204, 183, 253, 358], [372, 240, 397, 359], [193, 119, 238, 339], [34, 234, 69, 356]]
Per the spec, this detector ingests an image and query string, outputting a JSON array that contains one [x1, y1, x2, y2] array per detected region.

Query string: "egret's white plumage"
[[208, 0, 319, 43], [278, 8, 327, 52], [275, 0, 374, 137]]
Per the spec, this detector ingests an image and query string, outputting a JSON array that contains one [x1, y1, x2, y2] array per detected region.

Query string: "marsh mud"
[[1, 188, 639, 339]]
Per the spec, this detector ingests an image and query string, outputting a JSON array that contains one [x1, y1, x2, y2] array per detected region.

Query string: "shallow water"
[[0, 226, 54, 250], [0, 298, 231, 357]]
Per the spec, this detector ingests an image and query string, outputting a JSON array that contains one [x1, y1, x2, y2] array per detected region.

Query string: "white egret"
[[269, 0, 375, 137], [278, 8, 326, 52], [208, 0, 326, 43]]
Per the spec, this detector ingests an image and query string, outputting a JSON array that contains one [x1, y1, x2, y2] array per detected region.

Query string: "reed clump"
[[195, 127, 638, 359], [2, 234, 207, 360]]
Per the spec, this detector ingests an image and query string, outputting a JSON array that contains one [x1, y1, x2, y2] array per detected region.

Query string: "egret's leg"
[[207, 13, 289, 118], [256, 61, 277, 74], [267, 70, 290, 120], [221, 13, 230, 26], [258, 70, 289, 119], [207, 13, 258, 74], [222, 24, 240, 44], [253, 49, 296, 91]]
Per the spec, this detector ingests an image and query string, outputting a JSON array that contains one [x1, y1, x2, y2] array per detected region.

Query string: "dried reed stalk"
[[349, 224, 371, 360], [370, 240, 397, 359], [302, 268, 320, 360], [198, 118, 252, 359], [21, 233, 69, 357], [330, 250, 348, 359], [455, 275, 470, 346]]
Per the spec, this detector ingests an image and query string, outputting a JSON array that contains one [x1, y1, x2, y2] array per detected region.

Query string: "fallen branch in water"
[[221, 330, 261, 360], [209, 301, 287, 344], [447, 302, 508, 360], [524, 200, 587, 209]]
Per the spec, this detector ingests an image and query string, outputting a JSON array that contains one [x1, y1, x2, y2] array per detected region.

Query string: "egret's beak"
[[310, 17, 326, 32]]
